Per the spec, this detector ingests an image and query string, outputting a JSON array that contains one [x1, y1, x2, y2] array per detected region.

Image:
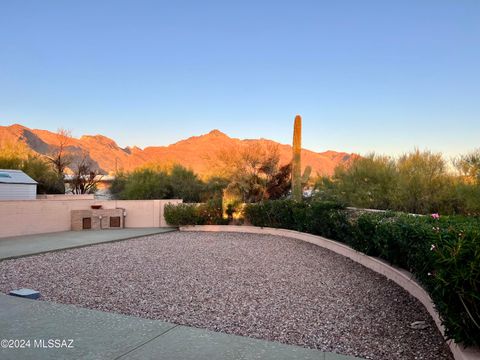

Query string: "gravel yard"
[[0, 231, 452, 359]]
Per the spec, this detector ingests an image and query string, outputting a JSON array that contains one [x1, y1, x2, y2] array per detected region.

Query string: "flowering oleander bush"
[[244, 200, 480, 347], [427, 215, 480, 346]]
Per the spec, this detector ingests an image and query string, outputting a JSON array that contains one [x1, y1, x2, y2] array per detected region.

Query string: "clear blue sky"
[[1, 0, 479, 157]]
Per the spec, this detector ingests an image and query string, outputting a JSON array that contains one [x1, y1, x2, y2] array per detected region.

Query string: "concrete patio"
[[0, 294, 361, 360], [0, 228, 175, 260]]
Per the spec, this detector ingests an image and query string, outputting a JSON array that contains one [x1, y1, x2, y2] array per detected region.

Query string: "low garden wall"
[[180, 224, 480, 360], [0, 199, 182, 238]]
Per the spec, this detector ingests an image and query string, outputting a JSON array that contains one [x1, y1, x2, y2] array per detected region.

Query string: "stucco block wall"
[[37, 194, 95, 200], [0, 199, 182, 238]]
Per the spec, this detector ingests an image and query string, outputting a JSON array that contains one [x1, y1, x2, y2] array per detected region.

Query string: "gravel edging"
[[0, 231, 453, 360]]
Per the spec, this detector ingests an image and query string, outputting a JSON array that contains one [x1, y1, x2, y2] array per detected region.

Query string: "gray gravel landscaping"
[[0, 231, 452, 360]]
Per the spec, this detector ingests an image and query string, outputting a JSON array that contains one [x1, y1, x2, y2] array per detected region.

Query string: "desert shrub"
[[371, 214, 436, 272], [314, 149, 480, 216], [348, 212, 391, 256], [305, 201, 350, 240], [164, 203, 201, 226], [315, 154, 397, 210], [455, 182, 480, 216], [396, 150, 456, 214], [244, 199, 349, 239], [244, 200, 308, 229], [243, 201, 269, 227], [455, 149, 480, 183], [197, 199, 228, 225], [164, 199, 228, 226], [428, 218, 480, 346], [355, 213, 417, 269]]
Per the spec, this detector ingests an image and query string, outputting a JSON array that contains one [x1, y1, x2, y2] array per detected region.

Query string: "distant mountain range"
[[0, 124, 355, 177]]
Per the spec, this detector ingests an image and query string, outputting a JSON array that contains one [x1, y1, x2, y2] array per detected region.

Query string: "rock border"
[[179, 225, 480, 360]]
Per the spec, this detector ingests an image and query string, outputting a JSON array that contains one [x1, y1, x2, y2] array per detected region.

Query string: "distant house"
[[0, 169, 37, 200]]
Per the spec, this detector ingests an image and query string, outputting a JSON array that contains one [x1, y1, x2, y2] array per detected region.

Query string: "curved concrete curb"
[[179, 225, 480, 360]]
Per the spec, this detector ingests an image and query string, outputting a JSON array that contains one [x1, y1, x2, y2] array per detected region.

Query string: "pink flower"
[[431, 213, 440, 220]]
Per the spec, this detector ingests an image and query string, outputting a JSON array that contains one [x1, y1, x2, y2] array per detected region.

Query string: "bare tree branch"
[[70, 151, 102, 194], [45, 128, 72, 176]]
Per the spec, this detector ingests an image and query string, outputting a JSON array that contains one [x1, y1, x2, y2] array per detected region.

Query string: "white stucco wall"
[[0, 199, 182, 238]]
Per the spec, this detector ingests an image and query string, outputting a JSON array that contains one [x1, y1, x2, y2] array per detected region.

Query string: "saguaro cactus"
[[292, 115, 302, 201], [291, 115, 312, 201]]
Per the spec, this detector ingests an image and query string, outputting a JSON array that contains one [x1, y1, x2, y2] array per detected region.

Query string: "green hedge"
[[243, 200, 349, 240], [164, 199, 228, 226], [244, 200, 480, 347], [164, 203, 201, 226]]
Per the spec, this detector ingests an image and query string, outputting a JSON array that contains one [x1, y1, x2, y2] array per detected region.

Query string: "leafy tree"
[[21, 156, 65, 194], [109, 171, 127, 199], [213, 142, 281, 203], [0, 141, 64, 194], [119, 168, 171, 200], [111, 165, 209, 202], [168, 165, 204, 202]]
